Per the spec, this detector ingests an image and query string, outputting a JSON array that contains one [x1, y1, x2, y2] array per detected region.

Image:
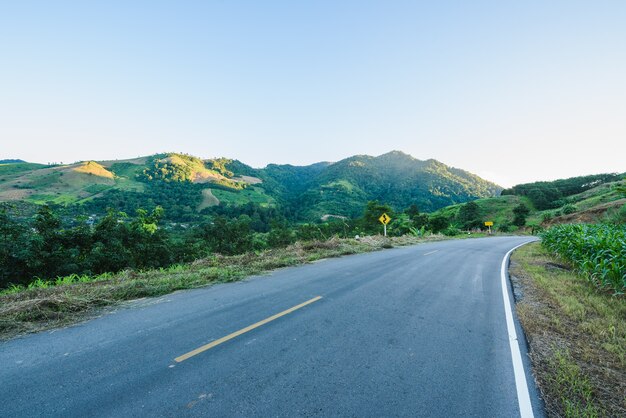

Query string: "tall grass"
[[0, 272, 115, 296], [541, 224, 626, 294]]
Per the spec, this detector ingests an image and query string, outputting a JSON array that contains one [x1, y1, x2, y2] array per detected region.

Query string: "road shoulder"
[[510, 242, 626, 417]]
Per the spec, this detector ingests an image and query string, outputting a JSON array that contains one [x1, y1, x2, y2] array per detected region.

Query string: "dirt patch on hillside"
[[192, 171, 226, 183], [197, 188, 220, 210], [235, 175, 263, 185], [543, 198, 626, 226], [0, 189, 32, 200], [321, 214, 348, 221]]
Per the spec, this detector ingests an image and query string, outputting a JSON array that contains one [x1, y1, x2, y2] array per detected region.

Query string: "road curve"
[[0, 236, 545, 417]]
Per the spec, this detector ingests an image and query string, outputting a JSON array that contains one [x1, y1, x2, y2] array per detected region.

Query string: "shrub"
[[561, 204, 577, 215], [442, 226, 460, 236], [498, 223, 512, 233], [513, 203, 530, 227], [605, 204, 626, 225], [428, 215, 450, 233]]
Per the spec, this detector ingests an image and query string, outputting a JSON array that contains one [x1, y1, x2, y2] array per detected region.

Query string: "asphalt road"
[[1, 236, 545, 417]]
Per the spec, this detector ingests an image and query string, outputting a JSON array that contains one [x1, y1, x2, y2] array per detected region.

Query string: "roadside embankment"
[[510, 242, 625, 417]]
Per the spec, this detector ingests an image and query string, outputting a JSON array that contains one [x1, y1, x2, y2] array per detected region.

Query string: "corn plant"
[[541, 224, 626, 294]]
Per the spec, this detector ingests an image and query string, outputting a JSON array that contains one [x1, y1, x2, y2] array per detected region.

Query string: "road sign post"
[[485, 221, 494, 235], [379, 213, 391, 237]]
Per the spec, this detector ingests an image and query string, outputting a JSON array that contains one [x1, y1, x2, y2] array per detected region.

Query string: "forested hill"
[[265, 151, 501, 219], [501, 173, 623, 210], [0, 151, 501, 221]]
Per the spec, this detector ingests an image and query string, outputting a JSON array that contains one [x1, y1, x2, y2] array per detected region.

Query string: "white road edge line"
[[501, 241, 535, 418], [423, 250, 439, 256]]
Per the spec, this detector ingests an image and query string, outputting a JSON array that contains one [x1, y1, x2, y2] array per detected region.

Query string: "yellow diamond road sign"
[[379, 213, 391, 225]]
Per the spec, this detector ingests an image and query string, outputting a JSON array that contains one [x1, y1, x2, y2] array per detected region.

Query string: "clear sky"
[[1, 1, 624, 187]]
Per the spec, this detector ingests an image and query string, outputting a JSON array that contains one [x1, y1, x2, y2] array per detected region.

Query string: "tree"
[[0, 208, 31, 287], [197, 215, 254, 255], [389, 213, 416, 236], [128, 207, 172, 269], [404, 204, 420, 219], [512, 204, 530, 227], [457, 201, 482, 230], [267, 219, 295, 248], [28, 206, 70, 279], [362, 201, 393, 234], [404, 204, 429, 229], [428, 215, 450, 233], [58, 216, 93, 275], [89, 209, 133, 273]]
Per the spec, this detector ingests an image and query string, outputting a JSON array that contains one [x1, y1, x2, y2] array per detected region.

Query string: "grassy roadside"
[[510, 242, 625, 417], [0, 234, 452, 342]]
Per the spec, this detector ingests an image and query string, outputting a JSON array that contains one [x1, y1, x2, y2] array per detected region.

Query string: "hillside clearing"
[[197, 188, 220, 210]]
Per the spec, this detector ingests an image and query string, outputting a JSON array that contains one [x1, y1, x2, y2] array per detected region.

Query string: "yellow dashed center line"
[[175, 296, 323, 363]]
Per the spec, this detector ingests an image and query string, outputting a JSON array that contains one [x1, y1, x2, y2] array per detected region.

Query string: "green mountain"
[[0, 151, 501, 221], [261, 151, 501, 219]]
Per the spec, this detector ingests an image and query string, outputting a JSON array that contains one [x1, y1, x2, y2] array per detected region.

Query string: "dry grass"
[[510, 242, 625, 417], [72, 161, 115, 179]]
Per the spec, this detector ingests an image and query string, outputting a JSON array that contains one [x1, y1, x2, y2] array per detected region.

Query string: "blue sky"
[[1, 1, 624, 187]]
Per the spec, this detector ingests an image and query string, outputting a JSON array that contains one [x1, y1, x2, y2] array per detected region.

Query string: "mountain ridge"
[[0, 151, 502, 220]]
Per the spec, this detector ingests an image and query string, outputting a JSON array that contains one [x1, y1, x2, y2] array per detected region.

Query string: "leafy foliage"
[[428, 215, 450, 233], [193, 216, 254, 256], [361, 200, 393, 234], [0, 205, 176, 287], [139, 154, 198, 182], [0, 197, 470, 289], [541, 224, 626, 294], [457, 201, 483, 229], [82, 181, 206, 222], [513, 203, 530, 227]]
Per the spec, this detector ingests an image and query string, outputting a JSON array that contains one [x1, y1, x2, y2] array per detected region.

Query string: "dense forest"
[[0, 199, 492, 289]]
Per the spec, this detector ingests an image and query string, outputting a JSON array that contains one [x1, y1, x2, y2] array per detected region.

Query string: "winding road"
[[1, 236, 545, 417]]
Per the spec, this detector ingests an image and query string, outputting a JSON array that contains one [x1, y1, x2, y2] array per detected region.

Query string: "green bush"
[[513, 203, 530, 227], [561, 204, 577, 215], [442, 226, 460, 236], [428, 215, 450, 233], [498, 223, 512, 233], [606, 204, 626, 224]]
